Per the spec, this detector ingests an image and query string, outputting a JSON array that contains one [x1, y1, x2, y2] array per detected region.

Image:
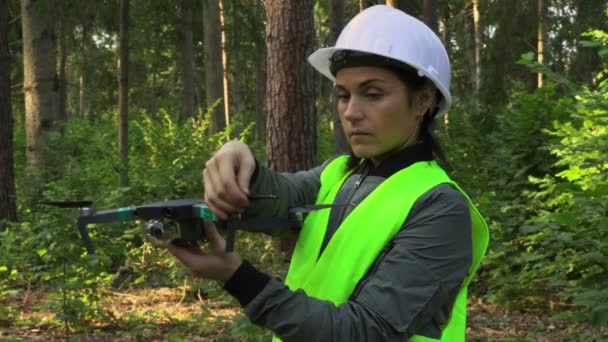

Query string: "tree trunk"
[[265, 0, 316, 172], [57, 17, 67, 124], [79, 17, 88, 120], [231, 0, 241, 114], [118, 0, 129, 187], [570, 1, 606, 85], [265, 0, 316, 254], [329, 0, 349, 154], [254, 0, 266, 143], [440, 1, 450, 133], [203, 0, 226, 135], [537, 0, 546, 88], [423, 0, 438, 34], [22, 0, 59, 171], [0, 0, 17, 223], [219, 0, 230, 130], [79, 3, 95, 121], [472, 0, 481, 91], [439, 1, 450, 55], [181, 0, 195, 119], [387, 0, 420, 17], [464, 1, 476, 92]]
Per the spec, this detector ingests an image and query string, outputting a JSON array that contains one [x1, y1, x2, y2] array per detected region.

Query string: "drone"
[[39, 196, 337, 255]]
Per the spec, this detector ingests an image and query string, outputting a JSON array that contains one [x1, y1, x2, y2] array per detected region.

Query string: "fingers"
[[236, 152, 255, 196], [203, 166, 242, 219], [165, 221, 241, 282], [202, 141, 255, 219], [165, 243, 205, 275], [204, 221, 226, 253]]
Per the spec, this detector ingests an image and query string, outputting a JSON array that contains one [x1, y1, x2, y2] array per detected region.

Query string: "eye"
[[336, 92, 350, 102], [365, 92, 383, 100]]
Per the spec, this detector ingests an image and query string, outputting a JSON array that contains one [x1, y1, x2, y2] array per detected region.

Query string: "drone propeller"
[[38, 201, 93, 208]]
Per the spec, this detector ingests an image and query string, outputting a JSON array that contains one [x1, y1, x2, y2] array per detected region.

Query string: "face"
[[334, 66, 426, 166]]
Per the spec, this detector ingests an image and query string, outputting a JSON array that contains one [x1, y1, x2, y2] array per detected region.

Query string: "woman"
[[166, 5, 489, 341]]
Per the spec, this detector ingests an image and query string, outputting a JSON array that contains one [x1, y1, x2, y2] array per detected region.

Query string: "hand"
[[165, 221, 242, 283], [203, 141, 256, 219]]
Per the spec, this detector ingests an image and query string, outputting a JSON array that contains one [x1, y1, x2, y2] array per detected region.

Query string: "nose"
[[341, 96, 364, 123]]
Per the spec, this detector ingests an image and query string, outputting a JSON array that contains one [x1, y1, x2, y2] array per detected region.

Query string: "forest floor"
[[1, 285, 607, 342]]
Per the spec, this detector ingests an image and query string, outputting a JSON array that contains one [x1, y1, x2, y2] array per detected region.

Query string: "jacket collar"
[[365, 140, 434, 178]]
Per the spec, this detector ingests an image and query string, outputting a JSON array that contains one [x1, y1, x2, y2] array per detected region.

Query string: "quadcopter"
[[40, 196, 337, 254]]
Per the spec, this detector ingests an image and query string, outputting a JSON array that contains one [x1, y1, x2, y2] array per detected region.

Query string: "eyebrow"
[[334, 78, 388, 91]]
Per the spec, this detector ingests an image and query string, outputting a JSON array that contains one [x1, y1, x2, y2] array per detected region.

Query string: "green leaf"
[[548, 212, 579, 227], [583, 252, 608, 266], [0, 266, 7, 272], [580, 40, 602, 48], [591, 304, 608, 326], [516, 51, 536, 65], [36, 248, 48, 257], [134, 275, 145, 284]]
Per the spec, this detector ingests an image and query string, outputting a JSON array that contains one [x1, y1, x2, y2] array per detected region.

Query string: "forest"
[[1, 0, 608, 341]]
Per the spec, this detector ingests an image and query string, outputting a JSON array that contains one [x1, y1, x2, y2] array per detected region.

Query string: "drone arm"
[[79, 207, 135, 224], [76, 219, 95, 255], [76, 207, 135, 255]]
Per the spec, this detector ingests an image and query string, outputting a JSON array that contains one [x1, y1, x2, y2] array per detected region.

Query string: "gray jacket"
[[223, 142, 472, 341]]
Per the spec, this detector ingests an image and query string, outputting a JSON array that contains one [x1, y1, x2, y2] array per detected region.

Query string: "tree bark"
[[265, 0, 315, 259], [329, 0, 349, 155], [464, 1, 476, 92], [219, 0, 230, 130], [181, 0, 195, 119], [472, 0, 481, 91], [0, 0, 17, 222], [440, 1, 450, 55], [203, 0, 226, 135], [254, 0, 266, 143], [118, 0, 129, 187], [440, 1, 450, 133], [537, 0, 546, 88], [79, 14, 89, 120], [265, 0, 316, 173], [387, 0, 420, 17], [423, 0, 438, 34], [57, 16, 67, 124], [22, 0, 59, 171], [231, 0, 241, 114]]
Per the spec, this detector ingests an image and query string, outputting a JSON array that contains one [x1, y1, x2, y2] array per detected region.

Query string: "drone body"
[[41, 196, 339, 255]]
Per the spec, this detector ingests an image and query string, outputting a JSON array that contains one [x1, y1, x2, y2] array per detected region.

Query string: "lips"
[[349, 131, 370, 137]]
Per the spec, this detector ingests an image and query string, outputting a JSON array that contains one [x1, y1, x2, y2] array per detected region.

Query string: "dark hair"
[[334, 52, 447, 171]]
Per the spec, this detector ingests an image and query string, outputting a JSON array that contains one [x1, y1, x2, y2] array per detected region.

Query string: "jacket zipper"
[[350, 242, 396, 299], [337, 160, 368, 224]]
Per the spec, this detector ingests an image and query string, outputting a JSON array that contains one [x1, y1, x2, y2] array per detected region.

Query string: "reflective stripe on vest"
[[273, 156, 489, 342]]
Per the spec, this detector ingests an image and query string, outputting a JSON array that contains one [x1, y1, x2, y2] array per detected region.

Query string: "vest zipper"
[[350, 242, 395, 299]]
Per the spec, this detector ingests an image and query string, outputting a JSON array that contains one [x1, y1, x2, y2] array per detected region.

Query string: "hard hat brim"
[[308, 47, 452, 117]]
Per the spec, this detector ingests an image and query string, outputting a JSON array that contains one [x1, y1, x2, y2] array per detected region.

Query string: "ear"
[[415, 82, 436, 117]]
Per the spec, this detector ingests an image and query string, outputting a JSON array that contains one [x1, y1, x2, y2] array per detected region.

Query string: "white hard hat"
[[308, 5, 452, 117]]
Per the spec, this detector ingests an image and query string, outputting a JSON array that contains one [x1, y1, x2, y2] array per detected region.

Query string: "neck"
[[371, 130, 420, 167]]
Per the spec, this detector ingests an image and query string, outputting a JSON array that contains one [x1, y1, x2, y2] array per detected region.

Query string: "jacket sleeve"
[[223, 184, 473, 341], [242, 156, 338, 221]]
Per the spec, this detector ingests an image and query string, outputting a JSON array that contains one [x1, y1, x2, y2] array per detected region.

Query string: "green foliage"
[[1, 106, 254, 333], [443, 27, 608, 326], [521, 80, 608, 325]]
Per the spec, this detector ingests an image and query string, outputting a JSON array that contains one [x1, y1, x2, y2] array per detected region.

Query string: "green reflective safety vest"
[[273, 156, 489, 342]]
